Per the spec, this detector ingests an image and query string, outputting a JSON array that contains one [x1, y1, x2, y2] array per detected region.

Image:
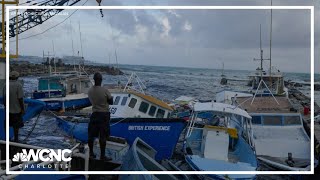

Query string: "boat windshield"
[[251, 114, 302, 126]]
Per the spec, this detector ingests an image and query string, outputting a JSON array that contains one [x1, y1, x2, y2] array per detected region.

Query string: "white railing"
[[123, 72, 147, 95]]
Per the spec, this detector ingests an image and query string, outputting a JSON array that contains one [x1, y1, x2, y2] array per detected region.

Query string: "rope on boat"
[[110, 117, 129, 126], [21, 112, 42, 143], [45, 109, 129, 140]]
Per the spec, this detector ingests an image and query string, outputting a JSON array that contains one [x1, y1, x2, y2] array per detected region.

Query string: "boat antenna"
[[78, 21, 84, 72], [259, 24, 263, 76], [52, 40, 56, 73], [253, 25, 269, 80], [70, 20, 76, 71], [269, 0, 273, 88], [115, 49, 119, 71], [221, 62, 225, 77], [251, 24, 279, 105], [104, 18, 112, 67], [108, 15, 120, 70]]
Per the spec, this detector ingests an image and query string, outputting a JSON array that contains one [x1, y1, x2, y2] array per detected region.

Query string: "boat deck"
[[236, 96, 294, 114]]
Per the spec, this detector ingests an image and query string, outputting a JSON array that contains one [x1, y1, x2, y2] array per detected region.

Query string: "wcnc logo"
[[12, 149, 72, 163]]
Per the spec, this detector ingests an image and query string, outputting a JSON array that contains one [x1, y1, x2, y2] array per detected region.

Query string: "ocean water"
[[19, 64, 318, 149]]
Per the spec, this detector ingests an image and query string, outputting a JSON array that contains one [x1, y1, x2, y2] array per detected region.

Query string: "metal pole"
[[78, 21, 83, 58], [269, 0, 273, 89], [52, 40, 56, 73], [2, 0, 5, 57], [260, 24, 263, 77], [15, 0, 18, 57]]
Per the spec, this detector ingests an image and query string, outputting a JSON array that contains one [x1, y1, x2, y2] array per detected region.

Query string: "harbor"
[[0, 64, 318, 179], [0, 1, 318, 179]]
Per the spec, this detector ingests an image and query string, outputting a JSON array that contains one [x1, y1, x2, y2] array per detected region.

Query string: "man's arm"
[[108, 97, 113, 105], [106, 90, 113, 105]]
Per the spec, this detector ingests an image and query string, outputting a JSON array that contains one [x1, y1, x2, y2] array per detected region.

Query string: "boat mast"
[[269, 0, 273, 88], [254, 25, 267, 79], [52, 40, 56, 73], [78, 21, 84, 72], [251, 25, 278, 105], [70, 20, 76, 72], [222, 62, 224, 76], [259, 24, 263, 77]]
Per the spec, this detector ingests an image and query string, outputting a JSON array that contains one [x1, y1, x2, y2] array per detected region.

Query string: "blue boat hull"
[[43, 97, 91, 111], [56, 117, 186, 161], [0, 97, 46, 140], [33, 90, 64, 99]]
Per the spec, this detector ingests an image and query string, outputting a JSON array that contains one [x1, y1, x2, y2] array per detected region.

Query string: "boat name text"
[[128, 126, 170, 131]]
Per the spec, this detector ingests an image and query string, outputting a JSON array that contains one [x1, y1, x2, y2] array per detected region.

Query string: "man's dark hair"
[[93, 72, 102, 86]]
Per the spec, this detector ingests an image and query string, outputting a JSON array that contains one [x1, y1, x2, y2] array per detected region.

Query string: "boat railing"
[[123, 72, 147, 95], [0, 141, 89, 179], [186, 112, 197, 138], [250, 76, 280, 105], [78, 65, 94, 85]]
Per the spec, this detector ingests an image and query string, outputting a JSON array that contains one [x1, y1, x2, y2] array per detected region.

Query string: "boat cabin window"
[[156, 108, 165, 118], [148, 105, 157, 116], [139, 101, 149, 113], [263, 116, 282, 125], [128, 98, 137, 108], [114, 96, 121, 105], [121, 97, 128, 106], [251, 116, 262, 124], [284, 116, 301, 125]]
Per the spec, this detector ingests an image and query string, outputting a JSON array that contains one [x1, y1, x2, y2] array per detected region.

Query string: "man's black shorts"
[[88, 112, 110, 140], [9, 113, 24, 128]]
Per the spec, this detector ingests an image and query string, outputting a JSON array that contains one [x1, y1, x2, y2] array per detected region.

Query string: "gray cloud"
[[12, 0, 316, 74]]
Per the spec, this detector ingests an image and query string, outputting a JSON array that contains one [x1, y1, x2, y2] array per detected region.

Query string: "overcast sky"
[[10, 0, 319, 74]]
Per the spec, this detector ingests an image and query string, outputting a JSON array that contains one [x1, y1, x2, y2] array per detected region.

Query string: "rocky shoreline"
[[10, 61, 124, 76], [285, 80, 320, 91]]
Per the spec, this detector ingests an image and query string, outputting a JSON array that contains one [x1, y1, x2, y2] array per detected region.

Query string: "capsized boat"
[[56, 116, 186, 161], [0, 97, 46, 140], [32, 72, 92, 111], [184, 101, 257, 179], [120, 138, 178, 180]]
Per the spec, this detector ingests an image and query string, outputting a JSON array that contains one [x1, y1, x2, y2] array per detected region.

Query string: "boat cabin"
[[235, 96, 311, 170], [248, 69, 285, 96], [184, 102, 257, 175], [33, 74, 92, 99], [108, 89, 173, 119]]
